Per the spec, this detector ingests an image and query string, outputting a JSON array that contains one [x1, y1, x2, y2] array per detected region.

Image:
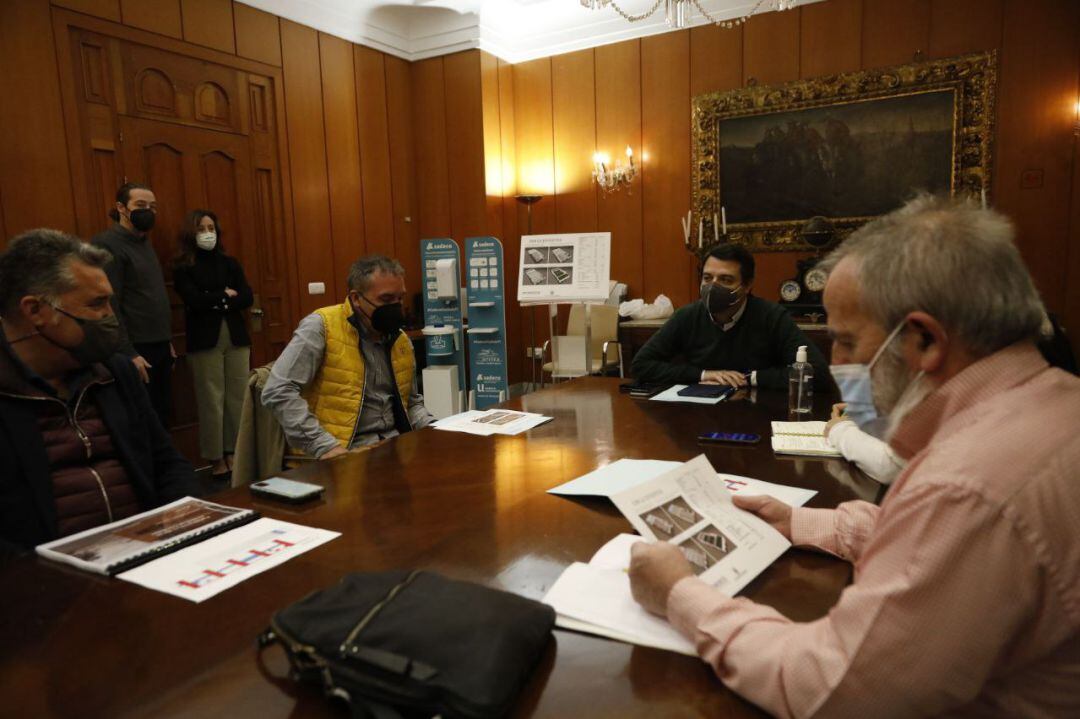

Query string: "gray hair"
[[346, 254, 405, 293], [0, 228, 112, 314], [820, 194, 1044, 358]]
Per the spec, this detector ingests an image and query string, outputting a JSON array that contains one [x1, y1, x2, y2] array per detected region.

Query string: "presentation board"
[[517, 232, 611, 303], [465, 237, 509, 409], [420, 238, 465, 397]]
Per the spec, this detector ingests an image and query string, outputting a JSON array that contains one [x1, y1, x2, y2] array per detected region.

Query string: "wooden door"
[[57, 22, 296, 460]]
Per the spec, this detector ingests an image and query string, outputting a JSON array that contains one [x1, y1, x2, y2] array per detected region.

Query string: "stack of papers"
[[548, 458, 817, 507], [432, 409, 553, 436], [544, 456, 794, 654], [770, 421, 842, 457], [543, 535, 695, 655]]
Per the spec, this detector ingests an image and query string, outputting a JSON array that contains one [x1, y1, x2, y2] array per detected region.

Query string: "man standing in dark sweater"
[[92, 182, 175, 426], [631, 244, 828, 390]]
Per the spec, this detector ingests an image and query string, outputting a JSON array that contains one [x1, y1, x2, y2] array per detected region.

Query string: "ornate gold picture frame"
[[691, 51, 997, 252]]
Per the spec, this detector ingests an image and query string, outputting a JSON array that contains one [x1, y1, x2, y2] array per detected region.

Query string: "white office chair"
[[540, 303, 624, 386]]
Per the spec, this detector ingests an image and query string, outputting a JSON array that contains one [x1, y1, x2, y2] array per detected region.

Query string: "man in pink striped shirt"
[[629, 196, 1080, 717]]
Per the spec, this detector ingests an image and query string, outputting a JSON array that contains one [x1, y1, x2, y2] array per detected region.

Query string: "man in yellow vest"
[[262, 255, 433, 460]]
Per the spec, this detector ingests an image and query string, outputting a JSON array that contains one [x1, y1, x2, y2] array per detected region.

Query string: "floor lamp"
[[516, 194, 542, 392]]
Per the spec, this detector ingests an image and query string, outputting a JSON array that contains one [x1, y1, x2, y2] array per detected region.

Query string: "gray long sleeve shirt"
[[261, 313, 433, 458], [92, 223, 172, 354]]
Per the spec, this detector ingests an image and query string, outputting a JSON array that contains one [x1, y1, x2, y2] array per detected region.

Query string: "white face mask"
[[196, 231, 217, 251]]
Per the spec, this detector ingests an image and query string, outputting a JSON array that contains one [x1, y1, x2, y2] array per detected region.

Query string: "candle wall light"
[[592, 145, 637, 194]]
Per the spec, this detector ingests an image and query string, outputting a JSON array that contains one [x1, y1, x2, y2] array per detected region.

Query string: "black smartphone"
[[678, 384, 736, 399], [620, 382, 667, 398], [698, 431, 761, 445]]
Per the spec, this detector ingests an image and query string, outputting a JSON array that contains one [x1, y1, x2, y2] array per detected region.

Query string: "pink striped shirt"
[[667, 342, 1080, 718]]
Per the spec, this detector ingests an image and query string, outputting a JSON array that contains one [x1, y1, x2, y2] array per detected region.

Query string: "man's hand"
[[169, 343, 177, 359], [825, 402, 848, 438], [629, 542, 695, 617], [319, 446, 348, 461], [701, 370, 747, 387], [131, 355, 152, 383], [224, 287, 239, 298], [732, 495, 793, 540]]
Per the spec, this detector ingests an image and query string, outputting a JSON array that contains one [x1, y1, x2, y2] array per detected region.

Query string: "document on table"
[[548, 457, 817, 507], [610, 455, 791, 595], [770, 421, 842, 457], [431, 409, 553, 436], [649, 384, 727, 405], [118, 518, 339, 603], [543, 534, 695, 656]]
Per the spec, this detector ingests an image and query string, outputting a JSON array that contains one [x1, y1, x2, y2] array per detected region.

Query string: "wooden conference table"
[[0, 378, 882, 718]]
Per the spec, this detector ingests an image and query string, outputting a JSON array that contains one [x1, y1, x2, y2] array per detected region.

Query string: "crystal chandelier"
[[579, 0, 802, 30], [592, 146, 637, 194]]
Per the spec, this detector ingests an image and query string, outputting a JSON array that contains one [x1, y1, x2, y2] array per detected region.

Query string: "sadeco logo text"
[[426, 241, 455, 251]]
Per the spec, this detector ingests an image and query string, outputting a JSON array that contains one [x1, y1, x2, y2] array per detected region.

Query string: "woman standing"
[[173, 210, 253, 479]]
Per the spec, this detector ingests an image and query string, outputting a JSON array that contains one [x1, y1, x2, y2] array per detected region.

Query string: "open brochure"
[[610, 455, 791, 594], [545, 456, 793, 655], [118, 518, 339, 603], [771, 421, 842, 457], [431, 408, 553, 436], [548, 458, 817, 507], [36, 497, 259, 576]]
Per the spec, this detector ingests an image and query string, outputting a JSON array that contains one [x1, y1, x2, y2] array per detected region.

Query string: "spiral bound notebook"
[[36, 497, 260, 576]]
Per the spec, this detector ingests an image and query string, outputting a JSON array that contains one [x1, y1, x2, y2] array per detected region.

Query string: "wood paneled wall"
[[509, 0, 1080, 360], [2, 0, 422, 325], [3, 0, 1079, 379]]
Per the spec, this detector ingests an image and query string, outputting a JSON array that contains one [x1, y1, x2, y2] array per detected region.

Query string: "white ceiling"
[[239, 0, 818, 64]]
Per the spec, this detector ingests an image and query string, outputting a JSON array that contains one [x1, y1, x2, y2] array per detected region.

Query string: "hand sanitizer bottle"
[[788, 345, 813, 415]]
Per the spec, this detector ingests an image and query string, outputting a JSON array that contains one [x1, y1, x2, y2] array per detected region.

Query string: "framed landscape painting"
[[691, 52, 997, 251]]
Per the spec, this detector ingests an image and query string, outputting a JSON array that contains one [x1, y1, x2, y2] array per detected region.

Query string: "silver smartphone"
[[250, 477, 324, 504]]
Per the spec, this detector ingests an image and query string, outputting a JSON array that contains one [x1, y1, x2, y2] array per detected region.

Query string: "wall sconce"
[[592, 146, 637, 194]]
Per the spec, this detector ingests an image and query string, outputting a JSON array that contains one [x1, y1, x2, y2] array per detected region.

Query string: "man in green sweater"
[[631, 244, 828, 390]]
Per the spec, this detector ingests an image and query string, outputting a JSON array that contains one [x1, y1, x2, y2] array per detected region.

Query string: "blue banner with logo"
[[465, 237, 509, 409], [420, 238, 465, 393]]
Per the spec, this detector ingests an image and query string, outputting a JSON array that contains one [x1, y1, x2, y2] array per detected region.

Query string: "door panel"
[[61, 22, 295, 462], [119, 116, 274, 458]]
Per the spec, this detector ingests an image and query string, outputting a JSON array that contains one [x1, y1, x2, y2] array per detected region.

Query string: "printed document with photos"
[[517, 233, 611, 303], [610, 455, 791, 595], [432, 408, 553, 436]]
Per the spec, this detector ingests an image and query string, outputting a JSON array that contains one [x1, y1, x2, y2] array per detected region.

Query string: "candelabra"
[[592, 146, 637, 194]]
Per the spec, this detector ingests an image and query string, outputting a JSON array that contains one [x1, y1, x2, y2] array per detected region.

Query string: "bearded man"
[[629, 196, 1080, 717]]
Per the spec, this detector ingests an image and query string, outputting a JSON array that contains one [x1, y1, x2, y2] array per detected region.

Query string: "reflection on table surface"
[[0, 377, 880, 718]]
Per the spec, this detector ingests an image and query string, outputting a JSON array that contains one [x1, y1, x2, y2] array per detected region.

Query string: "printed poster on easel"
[[517, 232, 611, 303]]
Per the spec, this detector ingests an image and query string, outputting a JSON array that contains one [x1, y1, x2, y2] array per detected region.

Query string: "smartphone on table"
[[697, 431, 761, 445], [250, 477, 325, 504]]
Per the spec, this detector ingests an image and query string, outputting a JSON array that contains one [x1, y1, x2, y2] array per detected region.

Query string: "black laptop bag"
[[259, 570, 556, 718]]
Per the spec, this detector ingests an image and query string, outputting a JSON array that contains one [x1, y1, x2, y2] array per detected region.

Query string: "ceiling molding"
[[238, 0, 821, 64]]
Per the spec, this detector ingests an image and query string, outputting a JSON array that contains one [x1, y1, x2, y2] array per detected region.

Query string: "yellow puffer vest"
[[297, 299, 416, 453]]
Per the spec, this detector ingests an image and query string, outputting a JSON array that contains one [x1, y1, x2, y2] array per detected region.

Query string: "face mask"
[[828, 320, 906, 431], [128, 208, 156, 233], [700, 282, 741, 314], [196, 232, 217, 251], [354, 294, 405, 337], [43, 303, 124, 365]]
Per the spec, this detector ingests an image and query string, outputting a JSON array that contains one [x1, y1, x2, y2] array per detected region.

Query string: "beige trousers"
[[188, 319, 251, 461]]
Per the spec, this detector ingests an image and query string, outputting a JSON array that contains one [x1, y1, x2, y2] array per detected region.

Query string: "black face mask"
[[354, 294, 405, 337], [700, 282, 741, 314], [43, 304, 124, 365], [128, 208, 156, 233]]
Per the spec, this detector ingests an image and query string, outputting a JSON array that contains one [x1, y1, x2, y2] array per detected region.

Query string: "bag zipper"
[[340, 570, 420, 655]]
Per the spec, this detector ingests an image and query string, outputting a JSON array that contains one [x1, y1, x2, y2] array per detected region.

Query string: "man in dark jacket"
[[92, 182, 175, 427], [0, 229, 199, 554], [631, 244, 829, 390]]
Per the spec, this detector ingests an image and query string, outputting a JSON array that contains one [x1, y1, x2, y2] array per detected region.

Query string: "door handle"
[[250, 294, 264, 332]]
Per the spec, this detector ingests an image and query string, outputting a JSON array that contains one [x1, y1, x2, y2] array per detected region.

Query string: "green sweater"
[[630, 296, 830, 390]]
